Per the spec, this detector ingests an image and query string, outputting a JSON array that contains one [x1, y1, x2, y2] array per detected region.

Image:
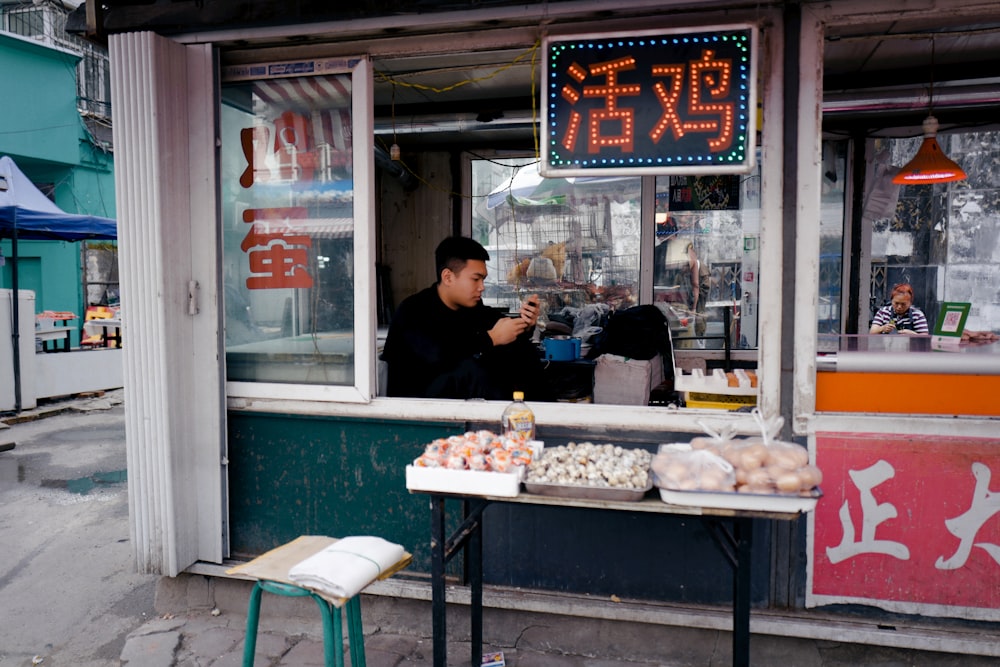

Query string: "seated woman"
[[869, 283, 929, 335]]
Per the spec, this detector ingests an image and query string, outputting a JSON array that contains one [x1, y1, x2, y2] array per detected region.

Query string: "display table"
[[36, 311, 77, 352], [83, 317, 122, 348], [414, 490, 810, 667], [36, 327, 72, 352]]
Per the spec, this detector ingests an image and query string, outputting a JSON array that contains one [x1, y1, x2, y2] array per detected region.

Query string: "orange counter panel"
[[816, 372, 1000, 416]]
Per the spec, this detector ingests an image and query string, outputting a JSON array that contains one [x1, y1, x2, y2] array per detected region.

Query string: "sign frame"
[[932, 301, 971, 338], [541, 23, 758, 178]]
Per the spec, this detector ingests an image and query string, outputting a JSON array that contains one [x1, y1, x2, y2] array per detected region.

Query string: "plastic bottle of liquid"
[[501, 391, 535, 441]]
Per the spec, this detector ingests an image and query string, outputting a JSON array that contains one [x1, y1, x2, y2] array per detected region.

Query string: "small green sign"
[[933, 302, 971, 337]]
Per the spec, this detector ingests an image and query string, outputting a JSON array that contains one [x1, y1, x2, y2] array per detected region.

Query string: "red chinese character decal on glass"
[[238, 111, 319, 188], [239, 125, 272, 188], [650, 49, 735, 152], [560, 57, 642, 154], [241, 207, 314, 290]]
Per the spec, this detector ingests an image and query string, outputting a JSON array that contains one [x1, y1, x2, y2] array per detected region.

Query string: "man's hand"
[[489, 316, 530, 346], [519, 294, 540, 326]]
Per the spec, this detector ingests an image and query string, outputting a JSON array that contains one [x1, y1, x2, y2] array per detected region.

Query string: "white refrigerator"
[[0, 289, 37, 412]]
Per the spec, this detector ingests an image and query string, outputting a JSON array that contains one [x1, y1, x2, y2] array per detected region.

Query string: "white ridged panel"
[[109, 32, 224, 576]]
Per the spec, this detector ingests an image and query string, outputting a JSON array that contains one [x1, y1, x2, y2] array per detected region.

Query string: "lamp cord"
[[928, 38, 935, 115]]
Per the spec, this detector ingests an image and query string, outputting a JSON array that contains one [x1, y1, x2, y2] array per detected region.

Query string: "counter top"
[[817, 334, 1000, 375]]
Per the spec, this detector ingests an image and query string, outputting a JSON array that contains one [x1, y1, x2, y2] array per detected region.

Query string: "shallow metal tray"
[[523, 479, 654, 502]]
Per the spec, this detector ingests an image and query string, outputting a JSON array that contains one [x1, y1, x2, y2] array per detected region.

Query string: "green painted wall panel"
[[227, 412, 463, 572]]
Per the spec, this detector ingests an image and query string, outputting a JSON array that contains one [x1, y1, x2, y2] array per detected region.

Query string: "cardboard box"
[[593, 353, 663, 405]]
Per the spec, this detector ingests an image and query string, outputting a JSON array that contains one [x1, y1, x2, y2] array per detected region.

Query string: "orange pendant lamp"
[[892, 39, 966, 185], [892, 114, 967, 184]]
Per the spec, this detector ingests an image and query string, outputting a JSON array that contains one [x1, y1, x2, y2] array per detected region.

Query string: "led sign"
[[542, 25, 757, 177]]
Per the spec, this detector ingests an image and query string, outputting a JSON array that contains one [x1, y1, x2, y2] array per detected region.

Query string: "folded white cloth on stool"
[[287, 536, 405, 600]]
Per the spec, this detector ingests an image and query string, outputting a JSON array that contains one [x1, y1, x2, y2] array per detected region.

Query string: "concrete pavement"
[[117, 570, 1000, 667], [0, 389, 158, 667], [4, 391, 1000, 667]]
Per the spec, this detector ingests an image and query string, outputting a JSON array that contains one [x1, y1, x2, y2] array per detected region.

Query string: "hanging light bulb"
[[390, 82, 401, 161], [892, 38, 966, 185], [892, 115, 967, 184]]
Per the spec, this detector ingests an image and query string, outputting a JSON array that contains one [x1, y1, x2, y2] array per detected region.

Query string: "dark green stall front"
[[227, 412, 796, 607]]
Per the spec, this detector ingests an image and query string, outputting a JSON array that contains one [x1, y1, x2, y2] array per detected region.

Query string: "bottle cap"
[[513, 391, 524, 400]]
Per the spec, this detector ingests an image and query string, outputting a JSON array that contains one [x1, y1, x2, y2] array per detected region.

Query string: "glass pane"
[[472, 158, 641, 332], [653, 171, 761, 350], [220, 74, 356, 385], [819, 140, 847, 334], [868, 129, 998, 334]]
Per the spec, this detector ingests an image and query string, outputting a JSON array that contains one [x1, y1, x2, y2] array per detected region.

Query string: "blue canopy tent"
[[0, 155, 117, 412]]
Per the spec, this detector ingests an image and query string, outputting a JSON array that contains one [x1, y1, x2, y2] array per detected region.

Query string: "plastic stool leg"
[[346, 596, 366, 667], [242, 582, 265, 667], [314, 595, 345, 667]]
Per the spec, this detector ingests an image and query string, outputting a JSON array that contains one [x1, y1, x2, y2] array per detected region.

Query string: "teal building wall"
[[0, 31, 116, 344]]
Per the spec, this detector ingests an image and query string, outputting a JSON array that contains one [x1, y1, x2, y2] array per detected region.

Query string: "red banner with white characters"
[[809, 432, 1000, 620]]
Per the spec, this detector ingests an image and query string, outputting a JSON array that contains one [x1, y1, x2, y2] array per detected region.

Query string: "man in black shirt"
[[383, 236, 550, 400]]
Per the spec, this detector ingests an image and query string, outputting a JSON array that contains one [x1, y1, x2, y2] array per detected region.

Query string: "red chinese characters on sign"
[[560, 56, 641, 155], [811, 433, 1000, 615], [240, 207, 314, 290], [558, 49, 736, 156], [652, 49, 735, 151]]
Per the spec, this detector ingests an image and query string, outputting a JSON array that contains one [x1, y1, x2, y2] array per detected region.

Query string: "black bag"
[[593, 305, 673, 361]]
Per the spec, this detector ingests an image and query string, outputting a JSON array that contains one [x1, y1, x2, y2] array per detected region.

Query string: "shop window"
[[470, 157, 763, 366], [220, 71, 361, 387], [473, 157, 641, 319], [828, 129, 999, 337], [819, 140, 847, 335], [653, 173, 761, 352], [881, 129, 999, 330]]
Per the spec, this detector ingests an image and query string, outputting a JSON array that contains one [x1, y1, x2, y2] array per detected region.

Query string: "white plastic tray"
[[405, 465, 521, 497], [673, 368, 759, 396], [658, 486, 821, 513]]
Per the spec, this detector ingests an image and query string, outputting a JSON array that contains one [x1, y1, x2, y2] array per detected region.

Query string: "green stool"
[[242, 579, 366, 667]]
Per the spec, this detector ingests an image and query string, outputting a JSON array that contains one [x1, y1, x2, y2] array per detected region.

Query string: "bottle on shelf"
[[501, 391, 535, 441]]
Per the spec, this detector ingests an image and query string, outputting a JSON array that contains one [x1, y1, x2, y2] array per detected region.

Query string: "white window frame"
[[224, 56, 377, 404]]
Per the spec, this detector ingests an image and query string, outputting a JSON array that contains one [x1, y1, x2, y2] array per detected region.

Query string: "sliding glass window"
[[220, 60, 372, 394]]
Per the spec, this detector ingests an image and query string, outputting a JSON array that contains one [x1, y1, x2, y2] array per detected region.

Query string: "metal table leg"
[[702, 516, 754, 667], [733, 517, 753, 667], [468, 500, 484, 667], [430, 495, 490, 667], [431, 496, 447, 667]]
